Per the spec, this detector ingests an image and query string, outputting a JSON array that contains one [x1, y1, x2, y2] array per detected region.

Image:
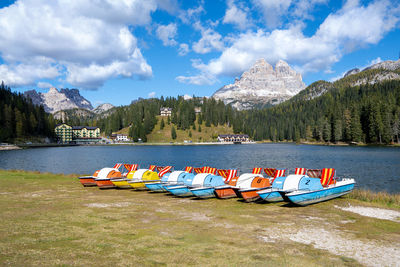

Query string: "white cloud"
[[0, 62, 60, 87], [0, 0, 166, 89], [156, 23, 178, 46], [223, 0, 251, 30], [192, 27, 224, 54], [178, 43, 190, 56], [177, 0, 400, 85], [37, 82, 53, 89], [148, 91, 156, 98], [179, 4, 204, 24]]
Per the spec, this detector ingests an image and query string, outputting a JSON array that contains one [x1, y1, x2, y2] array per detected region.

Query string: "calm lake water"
[[0, 144, 399, 193]]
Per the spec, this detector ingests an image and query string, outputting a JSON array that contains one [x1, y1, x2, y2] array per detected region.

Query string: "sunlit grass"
[[346, 189, 400, 208]]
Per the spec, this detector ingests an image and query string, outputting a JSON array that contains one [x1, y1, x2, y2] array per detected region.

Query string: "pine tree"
[[198, 125, 201, 133], [333, 119, 343, 143], [188, 130, 192, 138], [160, 118, 165, 130], [350, 112, 362, 142], [15, 108, 24, 138], [171, 126, 177, 140]]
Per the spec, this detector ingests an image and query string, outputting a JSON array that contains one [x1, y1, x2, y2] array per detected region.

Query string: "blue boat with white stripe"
[[284, 178, 355, 206]]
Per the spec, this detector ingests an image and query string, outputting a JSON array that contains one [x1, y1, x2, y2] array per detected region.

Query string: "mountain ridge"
[[24, 87, 114, 114], [212, 59, 306, 110]]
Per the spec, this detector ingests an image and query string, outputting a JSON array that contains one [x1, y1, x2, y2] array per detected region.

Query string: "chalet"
[[160, 107, 172, 116], [194, 107, 202, 114], [111, 133, 129, 142], [217, 134, 250, 143]]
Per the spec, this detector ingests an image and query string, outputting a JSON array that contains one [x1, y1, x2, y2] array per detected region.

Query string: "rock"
[[364, 59, 400, 71], [93, 103, 114, 114], [24, 87, 93, 113], [344, 68, 360, 77], [212, 59, 306, 110]]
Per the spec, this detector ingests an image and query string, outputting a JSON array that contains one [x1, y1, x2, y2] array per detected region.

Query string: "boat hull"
[[191, 187, 215, 198], [167, 186, 193, 197], [78, 177, 97, 187], [129, 181, 146, 189], [145, 182, 167, 192], [214, 186, 237, 199], [286, 183, 355, 206], [111, 179, 131, 189], [257, 190, 284, 202], [95, 179, 116, 189], [239, 189, 262, 202]]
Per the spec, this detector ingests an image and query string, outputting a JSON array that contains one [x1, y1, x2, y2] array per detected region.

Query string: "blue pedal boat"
[[168, 173, 209, 197], [257, 175, 305, 202], [284, 178, 356, 206], [190, 175, 226, 198]]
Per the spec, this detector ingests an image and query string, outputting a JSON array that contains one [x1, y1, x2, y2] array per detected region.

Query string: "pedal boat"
[[167, 173, 208, 197], [78, 170, 100, 187], [127, 169, 160, 190], [215, 173, 266, 199], [284, 178, 356, 206], [234, 176, 271, 202], [257, 175, 306, 202], [190, 174, 226, 198], [94, 168, 122, 189]]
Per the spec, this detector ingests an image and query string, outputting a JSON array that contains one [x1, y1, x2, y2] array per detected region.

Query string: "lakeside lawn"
[[0, 170, 399, 266]]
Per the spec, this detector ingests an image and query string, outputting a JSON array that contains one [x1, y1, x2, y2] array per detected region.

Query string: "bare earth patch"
[[262, 224, 400, 267], [84, 202, 133, 208], [335, 205, 400, 222]]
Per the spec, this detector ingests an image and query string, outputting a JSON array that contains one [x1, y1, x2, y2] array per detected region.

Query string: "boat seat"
[[320, 168, 336, 187]]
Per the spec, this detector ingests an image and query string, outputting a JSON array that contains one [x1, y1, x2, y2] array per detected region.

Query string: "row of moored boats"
[[78, 164, 356, 206]]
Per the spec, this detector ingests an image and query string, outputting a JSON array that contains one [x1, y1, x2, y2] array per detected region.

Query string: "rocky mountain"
[[212, 59, 306, 110], [290, 58, 400, 103], [93, 103, 114, 114], [53, 108, 96, 121], [344, 68, 360, 77], [365, 58, 400, 71], [24, 87, 93, 113]]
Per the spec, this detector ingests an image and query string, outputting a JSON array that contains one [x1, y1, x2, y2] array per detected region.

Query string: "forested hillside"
[[0, 82, 55, 142], [75, 96, 239, 142]]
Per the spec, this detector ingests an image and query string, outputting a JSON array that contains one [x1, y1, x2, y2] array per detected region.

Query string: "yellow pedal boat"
[[128, 169, 160, 189]]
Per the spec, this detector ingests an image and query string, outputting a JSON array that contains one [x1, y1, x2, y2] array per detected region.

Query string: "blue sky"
[[0, 0, 399, 107]]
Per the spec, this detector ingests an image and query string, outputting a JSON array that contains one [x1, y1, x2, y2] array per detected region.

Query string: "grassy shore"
[[0, 170, 399, 266]]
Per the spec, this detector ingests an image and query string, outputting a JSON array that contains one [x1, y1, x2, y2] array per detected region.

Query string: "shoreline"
[[4, 140, 400, 148]]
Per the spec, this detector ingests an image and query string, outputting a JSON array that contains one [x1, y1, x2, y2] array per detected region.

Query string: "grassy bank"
[[0, 170, 399, 266]]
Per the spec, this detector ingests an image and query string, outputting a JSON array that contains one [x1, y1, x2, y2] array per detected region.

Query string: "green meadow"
[[0, 170, 399, 266]]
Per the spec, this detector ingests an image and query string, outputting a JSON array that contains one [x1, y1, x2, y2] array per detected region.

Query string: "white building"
[[111, 133, 129, 142], [160, 107, 172, 116]]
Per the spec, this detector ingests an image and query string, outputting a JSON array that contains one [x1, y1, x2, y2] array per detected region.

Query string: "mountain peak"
[[212, 59, 305, 110], [24, 87, 93, 113]]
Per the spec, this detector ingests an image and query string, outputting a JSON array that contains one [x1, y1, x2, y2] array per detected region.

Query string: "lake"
[[0, 144, 399, 193]]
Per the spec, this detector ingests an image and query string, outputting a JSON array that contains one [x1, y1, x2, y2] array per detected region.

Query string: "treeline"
[[0, 82, 55, 142], [233, 80, 400, 144]]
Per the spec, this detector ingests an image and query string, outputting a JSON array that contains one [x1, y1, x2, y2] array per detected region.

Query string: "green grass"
[[345, 189, 400, 208], [0, 170, 399, 266]]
